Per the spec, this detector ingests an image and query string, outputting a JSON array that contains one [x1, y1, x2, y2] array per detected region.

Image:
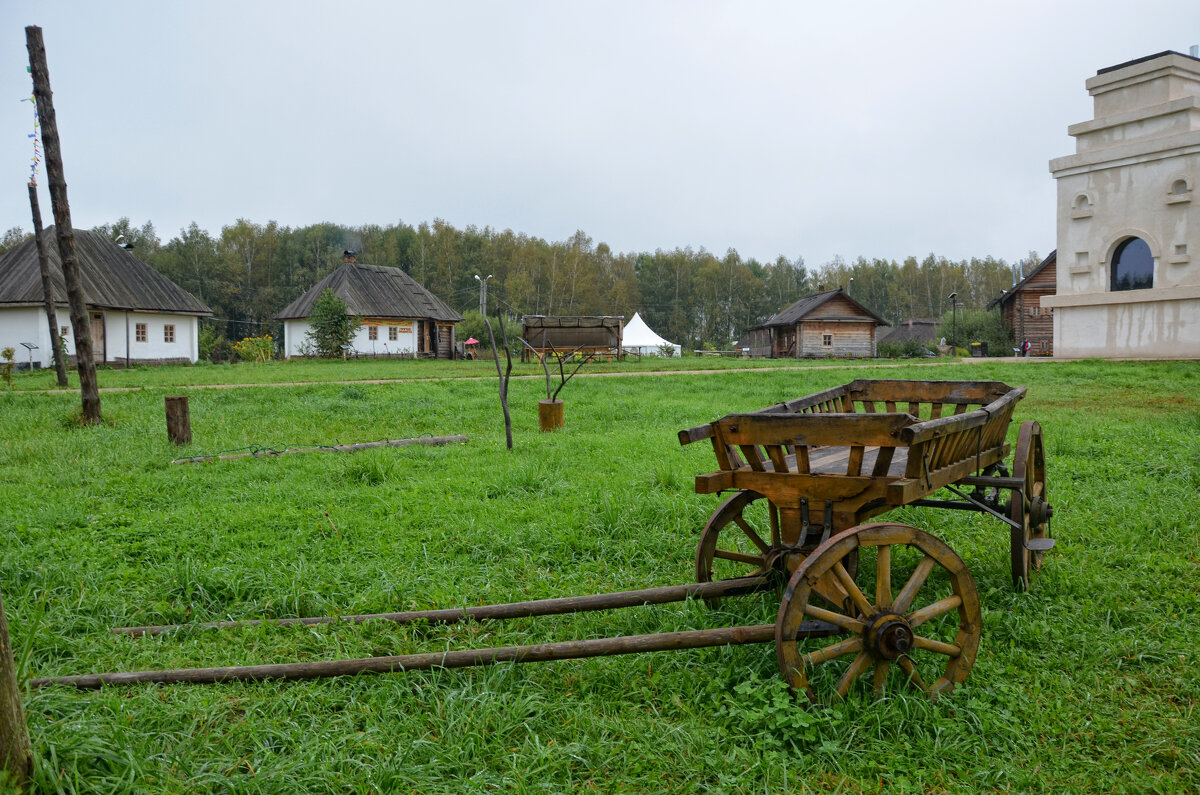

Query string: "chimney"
[[343, 250, 357, 264]]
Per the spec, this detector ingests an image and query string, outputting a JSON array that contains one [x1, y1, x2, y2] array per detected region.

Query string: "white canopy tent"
[[622, 312, 681, 357]]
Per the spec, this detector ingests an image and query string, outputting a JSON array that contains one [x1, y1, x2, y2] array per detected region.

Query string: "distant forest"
[[0, 218, 1039, 350]]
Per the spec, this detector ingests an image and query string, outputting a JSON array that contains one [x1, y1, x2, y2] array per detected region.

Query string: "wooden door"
[[89, 312, 105, 363]]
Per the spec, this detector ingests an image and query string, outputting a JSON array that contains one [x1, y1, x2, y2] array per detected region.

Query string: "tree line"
[[0, 218, 1039, 351]]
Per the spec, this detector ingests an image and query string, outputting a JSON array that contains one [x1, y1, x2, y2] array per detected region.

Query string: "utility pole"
[[0, 585, 32, 788], [28, 183, 68, 387], [475, 273, 492, 316], [26, 26, 101, 423]]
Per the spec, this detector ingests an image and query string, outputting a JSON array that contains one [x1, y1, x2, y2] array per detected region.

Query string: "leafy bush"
[[305, 289, 360, 358], [877, 339, 934, 359], [1, 346, 13, 387], [937, 308, 1012, 356], [232, 334, 274, 363], [198, 324, 228, 362]]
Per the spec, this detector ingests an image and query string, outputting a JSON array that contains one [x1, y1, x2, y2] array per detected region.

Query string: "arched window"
[[1111, 237, 1154, 291]]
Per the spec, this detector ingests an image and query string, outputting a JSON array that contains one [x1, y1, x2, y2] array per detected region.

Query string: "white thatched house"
[[276, 256, 462, 359], [0, 227, 212, 366]]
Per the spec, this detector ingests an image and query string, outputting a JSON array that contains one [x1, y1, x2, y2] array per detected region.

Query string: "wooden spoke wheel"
[[775, 522, 982, 703], [1009, 421, 1052, 591], [696, 491, 779, 606]]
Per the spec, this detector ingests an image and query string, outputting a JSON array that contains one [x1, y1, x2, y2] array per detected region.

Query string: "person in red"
[[1022, 340, 1032, 357]]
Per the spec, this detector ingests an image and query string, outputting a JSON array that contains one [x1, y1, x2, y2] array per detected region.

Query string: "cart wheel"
[[775, 522, 982, 703], [696, 491, 777, 607], [1009, 421, 1052, 591]]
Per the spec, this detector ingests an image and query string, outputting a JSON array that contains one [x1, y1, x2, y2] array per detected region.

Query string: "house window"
[[388, 326, 398, 341], [368, 325, 378, 341], [822, 334, 833, 347], [135, 323, 147, 342], [1111, 237, 1153, 291], [164, 324, 175, 343], [60, 326, 68, 337]]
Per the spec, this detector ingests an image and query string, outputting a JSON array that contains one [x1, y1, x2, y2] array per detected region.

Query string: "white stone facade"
[[1046, 51, 1200, 359], [0, 305, 200, 366]]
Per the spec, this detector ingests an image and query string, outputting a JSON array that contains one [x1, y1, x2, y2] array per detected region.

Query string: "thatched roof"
[[275, 262, 462, 322], [0, 227, 211, 315], [756, 288, 886, 328]]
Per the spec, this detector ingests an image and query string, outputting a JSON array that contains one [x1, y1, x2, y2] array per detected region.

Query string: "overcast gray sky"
[[2, 1, 1195, 268]]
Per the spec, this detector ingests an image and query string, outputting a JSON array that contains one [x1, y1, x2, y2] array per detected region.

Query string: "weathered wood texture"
[[0, 587, 32, 787], [171, 434, 468, 464], [520, 316, 623, 361], [165, 396, 191, 445], [994, 252, 1056, 355], [26, 26, 101, 423], [538, 399, 564, 432], [27, 183, 68, 386], [113, 576, 775, 638], [34, 624, 787, 689], [756, 290, 886, 358], [683, 379, 1023, 538]]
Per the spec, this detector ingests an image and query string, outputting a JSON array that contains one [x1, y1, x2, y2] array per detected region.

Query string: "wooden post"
[[28, 184, 68, 387], [26, 26, 101, 424], [165, 396, 191, 445], [0, 587, 32, 787]]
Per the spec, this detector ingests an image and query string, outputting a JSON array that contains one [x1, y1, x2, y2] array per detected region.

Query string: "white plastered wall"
[[283, 319, 418, 358], [0, 306, 199, 365]]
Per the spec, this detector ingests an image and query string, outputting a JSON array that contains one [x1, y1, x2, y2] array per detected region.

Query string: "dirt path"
[[25, 357, 1054, 394]]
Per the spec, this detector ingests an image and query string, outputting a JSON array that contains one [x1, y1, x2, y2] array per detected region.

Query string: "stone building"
[[1045, 50, 1200, 358]]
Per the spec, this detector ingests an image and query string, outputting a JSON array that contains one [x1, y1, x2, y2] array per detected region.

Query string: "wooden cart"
[[677, 378, 1053, 700], [36, 379, 1052, 705]]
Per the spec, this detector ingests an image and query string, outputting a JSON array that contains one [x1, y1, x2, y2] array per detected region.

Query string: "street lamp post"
[[948, 292, 958, 353]]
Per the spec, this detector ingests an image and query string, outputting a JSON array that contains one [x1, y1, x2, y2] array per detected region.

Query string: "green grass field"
[[1, 359, 1197, 793]]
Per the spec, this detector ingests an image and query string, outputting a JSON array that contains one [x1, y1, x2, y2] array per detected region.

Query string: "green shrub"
[[232, 334, 274, 363], [305, 289, 360, 358]]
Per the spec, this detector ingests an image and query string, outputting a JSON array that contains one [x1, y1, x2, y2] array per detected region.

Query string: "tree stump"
[[538, 399, 564, 432], [165, 396, 191, 445]]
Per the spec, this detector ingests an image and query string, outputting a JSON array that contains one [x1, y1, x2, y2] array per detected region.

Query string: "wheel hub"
[[865, 613, 914, 660], [1029, 496, 1052, 527]]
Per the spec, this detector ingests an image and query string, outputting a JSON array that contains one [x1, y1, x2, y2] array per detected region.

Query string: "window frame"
[[135, 323, 147, 343], [1110, 237, 1154, 292], [164, 324, 176, 343]]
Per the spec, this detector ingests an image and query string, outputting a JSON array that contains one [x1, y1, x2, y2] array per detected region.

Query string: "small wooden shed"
[[750, 288, 887, 358], [987, 251, 1056, 356], [521, 316, 623, 361]]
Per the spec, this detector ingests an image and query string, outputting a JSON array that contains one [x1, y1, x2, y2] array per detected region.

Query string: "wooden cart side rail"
[[677, 383, 853, 447], [900, 386, 1025, 482], [845, 379, 1014, 420], [770, 383, 852, 415], [713, 412, 915, 478]]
